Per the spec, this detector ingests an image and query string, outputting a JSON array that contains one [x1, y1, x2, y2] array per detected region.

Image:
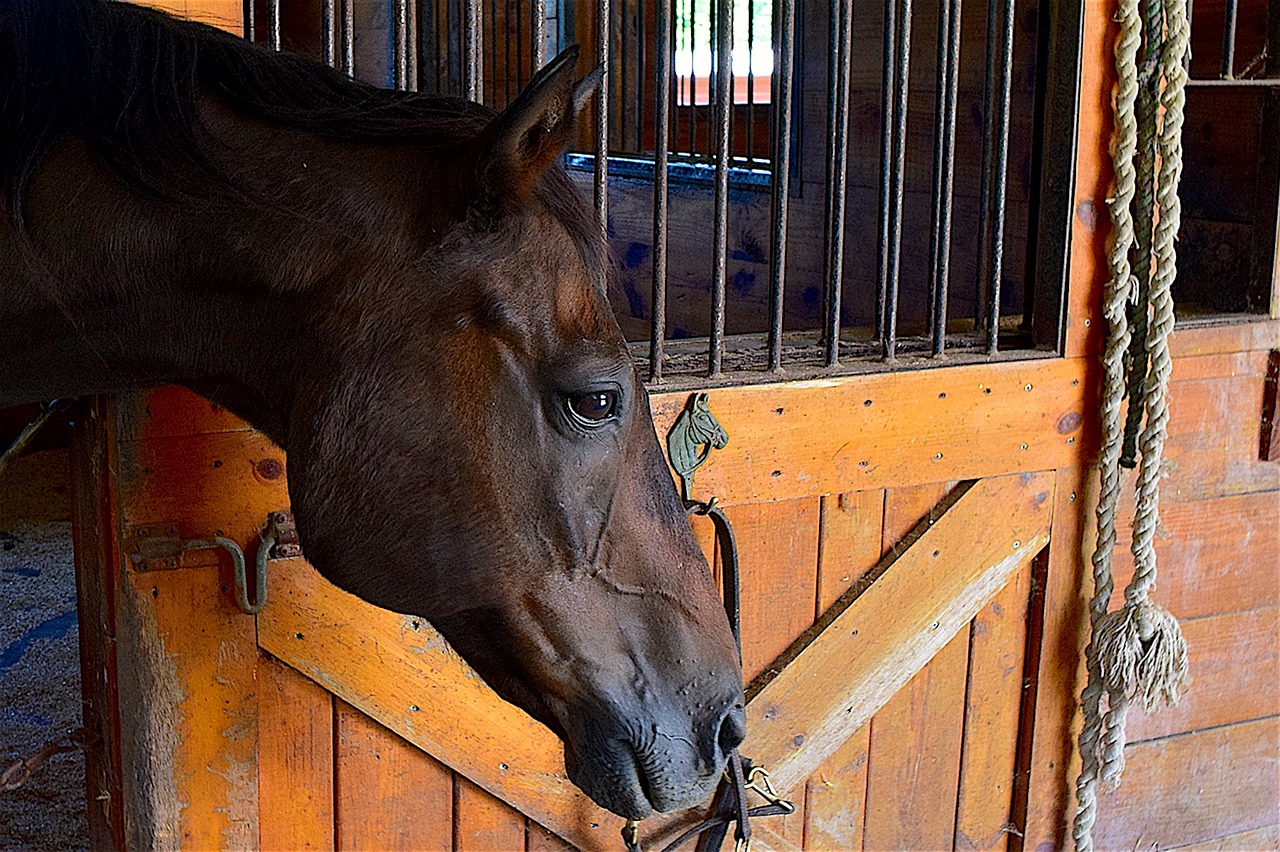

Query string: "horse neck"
[[0, 131, 434, 444]]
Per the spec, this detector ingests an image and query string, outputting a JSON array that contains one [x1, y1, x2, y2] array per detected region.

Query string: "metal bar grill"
[[273, 0, 1080, 386]]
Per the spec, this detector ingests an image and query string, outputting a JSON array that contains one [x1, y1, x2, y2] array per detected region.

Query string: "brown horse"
[[0, 0, 744, 819]]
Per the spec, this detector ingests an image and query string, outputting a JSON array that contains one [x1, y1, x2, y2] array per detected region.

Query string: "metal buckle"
[[744, 766, 796, 815]]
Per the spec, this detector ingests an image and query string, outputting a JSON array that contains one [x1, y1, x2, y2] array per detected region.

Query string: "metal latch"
[[128, 511, 302, 615]]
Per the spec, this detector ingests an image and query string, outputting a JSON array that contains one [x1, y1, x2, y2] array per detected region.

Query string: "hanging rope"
[[1072, 1, 1191, 849]]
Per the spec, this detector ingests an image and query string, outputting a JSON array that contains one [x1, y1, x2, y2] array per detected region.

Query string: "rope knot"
[[1095, 599, 1189, 712]]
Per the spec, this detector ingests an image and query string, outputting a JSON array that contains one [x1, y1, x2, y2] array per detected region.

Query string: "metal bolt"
[[1013, 540, 1022, 548]]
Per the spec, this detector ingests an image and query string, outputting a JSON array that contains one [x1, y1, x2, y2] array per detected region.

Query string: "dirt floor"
[[0, 449, 88, 850]]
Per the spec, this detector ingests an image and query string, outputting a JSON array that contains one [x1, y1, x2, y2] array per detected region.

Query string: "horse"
[[0, 0, 745, 820]]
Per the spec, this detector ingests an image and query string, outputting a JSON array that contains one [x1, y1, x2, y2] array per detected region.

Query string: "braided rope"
[[1073, 1, 1190, 848]]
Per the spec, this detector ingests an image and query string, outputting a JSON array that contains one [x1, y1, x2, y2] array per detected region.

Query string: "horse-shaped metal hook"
[[666, 392, 729, 503]]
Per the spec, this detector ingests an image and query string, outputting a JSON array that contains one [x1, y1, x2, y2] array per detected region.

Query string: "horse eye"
[[568, 390, 618, 424]]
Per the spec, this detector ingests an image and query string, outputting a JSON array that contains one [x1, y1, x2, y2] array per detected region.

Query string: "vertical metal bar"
[[268, 0, 281, 50], [652, 0, 674, 381], [874, 0, 896, 341], [708, 0, 733, 375], [243, 0, 255, 41], [767, 0, 796, 371], [533, 0, 547, 67], [1222, 0, 1238, 78], [928, 0, 962, 357], [746, 0, 755, 162], [408, 0, 419, 91], [504, 0, 513, 104], [342, 0, 355, 76], [465, 0, 481, 100], [621, 0, 630, 147], [983, 0, 1013, 354], [394, 0, 409, 89], [595, 0, 611, 239], [516, 0, 524, 89], [488, 0, 498, 102], [691, 0, 701, 154], [323, 0, 336, 66], [975, 0, 998, 342], [881, 0, 912, 360], [823, 0, 853, 366], [638, 0, 646, 151]]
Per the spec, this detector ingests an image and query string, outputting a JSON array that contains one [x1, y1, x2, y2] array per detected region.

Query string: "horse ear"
[[475, 46, 603, 205]]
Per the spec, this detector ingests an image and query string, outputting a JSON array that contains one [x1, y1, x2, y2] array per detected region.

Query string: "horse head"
[[278, 50, 746, 818]]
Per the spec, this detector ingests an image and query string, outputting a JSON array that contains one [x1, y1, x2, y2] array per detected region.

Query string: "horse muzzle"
[[562, 694, 747, 818]]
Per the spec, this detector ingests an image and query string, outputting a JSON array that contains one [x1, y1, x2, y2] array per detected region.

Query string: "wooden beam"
[[649, 358, 1086, 504], [738, 472, 1054, 796]]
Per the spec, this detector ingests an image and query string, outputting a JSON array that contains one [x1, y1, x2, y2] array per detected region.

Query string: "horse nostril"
[[717, 702, 747, 755]]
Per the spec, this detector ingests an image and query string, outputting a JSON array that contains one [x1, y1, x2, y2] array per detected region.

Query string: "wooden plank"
[[258, 560, 618, 851], [1022, 467, 1092, 852], [69, 400, 127, 850], [334, 702, 454, 851], [703, 498, 821, 845], [1167, 319, 1280, 359], [953, 559, 1034, 852], [134, 0, 243, 29], [1107, 491, 1280, 619], [649, 358, 1087, 503], [454, 776, 527, 852], [802, 490, 883, 852], [1126, 608, 1280, 743], [337, 715, 452, 844], [114, 565, 258, 850], [1160, 374, 1280, 502], [733, 498, 821, 683], [862, 482, 969, 851], [114, 429, 290, 562], [1061, 0, 1113, 361], [1170, 823, 1280, 850], [740, 472, 1055, 797], [526, 822, 577, 852], [257, 655, 334, 851], [1095, 718, 1280, 850], [863, 635, 970, 852], [113, 387, 252, 443], [803, 726, 870, 852]]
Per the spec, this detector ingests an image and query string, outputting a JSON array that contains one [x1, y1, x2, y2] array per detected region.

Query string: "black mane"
[[0, 0, 494, 223]]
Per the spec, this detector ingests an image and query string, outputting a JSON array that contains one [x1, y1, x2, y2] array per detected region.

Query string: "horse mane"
[[0, 0, 599, 265]]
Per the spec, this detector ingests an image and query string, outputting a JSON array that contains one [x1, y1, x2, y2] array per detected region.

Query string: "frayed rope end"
[[1095, 600, 1189, 711]]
